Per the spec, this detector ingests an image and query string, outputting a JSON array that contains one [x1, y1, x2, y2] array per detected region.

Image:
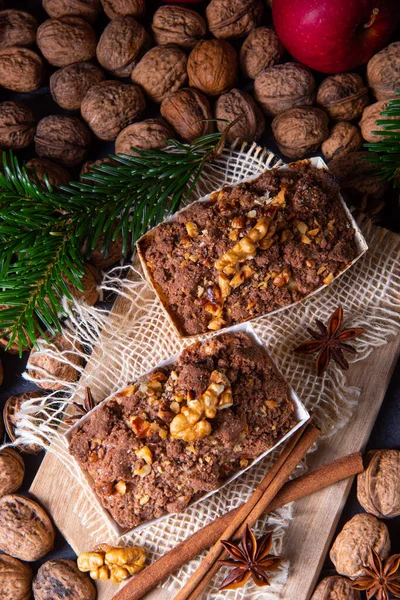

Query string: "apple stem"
[[363, 7, 379, 28]]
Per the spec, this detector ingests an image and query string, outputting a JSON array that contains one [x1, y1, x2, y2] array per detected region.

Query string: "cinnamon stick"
[[113, 451, 362, 600]]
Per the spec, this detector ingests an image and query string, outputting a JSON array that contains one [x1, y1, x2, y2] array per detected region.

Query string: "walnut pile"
[[81, 80, 146, 141], [115, 118, 174, 155], [160, 87, 214, 141], [0, 47, 43, 92], [50, 62, 105, 111], [254, 62, 316, 116], [33, 559, 96, 600], [357, 449, 400, 519], [0, 449, 24, 497], [367, 42, 400, 101], [0, 494, 55, 561], [272, 107, 329, 159], [27, 334, 84, 391], [100, 0, 145, 19], [4, 391, 44, 454], [43, 0, 102, 23], [66, 263, 101, 306], [311, 575, 361, 600], [215, 88, 265, 143], [78, 545, 146, 583], [0, 554, 32, 600], [152, 6, 207, 49], [360, 100, 398, 143], [316, 73, 369, 121], [206, 0, 264, 39], [321, 122, 362, 162], [96, 16, 150, 78], [0, 9, 37, 49], [131, 45, 187, 103], [240, 27, 284, 79], [35, 115, 91, 167], [330, 513, 390, 579], [187, 39, 238, 96], [26, 158, 70, 189], [37, 16, 97, 67], [0, 101, 36, 150]]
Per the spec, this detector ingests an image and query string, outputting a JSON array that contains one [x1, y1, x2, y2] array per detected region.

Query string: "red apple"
[[272, 0, 400, 73]]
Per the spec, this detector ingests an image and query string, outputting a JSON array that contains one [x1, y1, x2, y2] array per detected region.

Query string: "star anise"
[[349, 548, 400, 600], [218, 525, 283, 591], [294, 306, 364, 376], [65, 387, 96, 424]]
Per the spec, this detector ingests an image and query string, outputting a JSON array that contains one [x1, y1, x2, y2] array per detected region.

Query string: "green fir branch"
[[365, 92, 400, 185]]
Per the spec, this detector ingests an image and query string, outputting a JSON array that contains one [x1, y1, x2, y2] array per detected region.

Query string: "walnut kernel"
[[152, 6, 207, 49], [35, 115, 91, 167], [317, 73, 369, 121], [50, 62, 105, 111], [4, 391, 44, 454], [0, 554, 32, 600], [206, 0, 264, 39], [27, 334, 84, 391], [0, 449, 24, 497], [367, 42, 400, 101], [131, 44, 187, 103], [43, 0, 102, 22], [161, 87, 214, 142], [311, 576, 360, 600], [0, 47, 43, 92], [0, 10, 37, 49], [78, 545, 146, 583], [188, 39, 238, 96], [33, 559, 96, 600], [357, 449, 400, 519], [215, 88, 265, 143], [240, 27, 284, 79], [26, 158, 70, 189], [360, 100, 399, 143], [115, 118, 174, 155], [272, 107, 329, 159], [0, 101, 36, 150], [100, 0, 145, 19], [37, 16, 96, 67], [321, 122, 362, 162]]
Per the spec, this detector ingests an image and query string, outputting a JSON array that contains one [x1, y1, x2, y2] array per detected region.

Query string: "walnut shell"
[[152, 6, 207, 49], [0, 554, 32, 600], [272, 107, 329, 159], [215, 88, 265, 143], [35, 115, 91, 167], [206, 0, 264, 39], [50, 62, 105, 111], [0, 449, 24, 497], [0, 494, 55, 561], [0, 101, 36, 150], [37, 16, 96, 68], [43, 0, 102, 23], [321, 122, 362, 162], [357, 449, 400, 519], [33, 559, 96, 600], [96, 16, 151, 78], [115, 118, 174, 155], [330, 513, 390, 579], [160, 87, 214, 142], [254, 62, 316, 116], [240, 27, 284, 79], [187, 39, 238, 97], [100, 0, 145, 19], [26, 158, 70, 189], [360, 100, 398, 143], [0, 10, 37, 49], [317, 73, 369, 122], [0, 47, 43, 92], [4, 391, 44, 454], [66, 263, 101, 306], [27, 334, 84, 391], [80, 156, 117, 182], [131, 45, 187, 103], [367, 42, 400, 101], [311, 576, 361, 600], [87, 230, 124, 268], [81, 80, 145, 141]]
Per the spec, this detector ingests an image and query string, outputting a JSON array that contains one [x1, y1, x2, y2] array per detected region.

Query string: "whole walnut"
[[0, 101, 36, 150], [317, 73, 369, 121], [0, 47, 43, 92], [35, 115, 91, 167], [187, 39, 238, 97], [357, 449, 400, 519], [115, 118, 174, 155], [66, 263, 101, 306], [360, 100, 399, 143], [81, 80, 145, 141], [330, 513, 390, 579], [88, 230, 124, 268], [27, 334, 84, 391], [240, 27, 284, 79], [50, 62, 105, 111], [152, 6, 207, 49], [0, 554, 32, 600], [80, 157, 117, 182], [0, 494, 55, 561], [131, 45, 187, 103], [367, 42, 400, 101], [0, 449, 24, 497], [4, 391, 44, 454], [321, 122, 362, 162], [43, 0, 102, 23], [215, 88, 265, 143], [206, 0, 264, 39], [0, 358, 3, 385], [254, 62, 316, 116], [33, 559, 96, 600], [26, 158, 70, 189], [0, 10, 37, 49], [160, 87, 214, 142], [96, 16, 151, 78], [311, 576, 360, 600], [272, 107, 329, 159], [37, 17, 96, 68], [100, 0, 145, 19]]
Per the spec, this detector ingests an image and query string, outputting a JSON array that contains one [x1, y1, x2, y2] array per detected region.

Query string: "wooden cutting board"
[[30, 237, 400, 600]]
